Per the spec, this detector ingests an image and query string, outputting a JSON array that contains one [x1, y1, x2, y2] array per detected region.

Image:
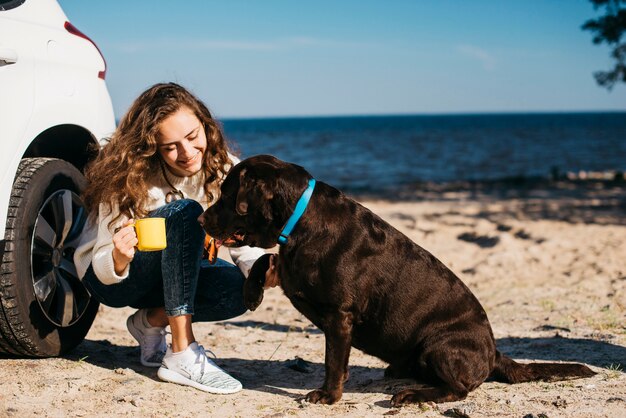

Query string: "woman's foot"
[[126, 309, 167, 367], [157, 342, 242, 394]]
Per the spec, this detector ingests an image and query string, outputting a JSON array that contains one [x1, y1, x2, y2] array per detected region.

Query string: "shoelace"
[[189, 345, 240, 387], [194, 344, 218, 362]]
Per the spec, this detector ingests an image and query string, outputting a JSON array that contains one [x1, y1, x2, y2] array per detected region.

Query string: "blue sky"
[[60, 0, 625, 119]]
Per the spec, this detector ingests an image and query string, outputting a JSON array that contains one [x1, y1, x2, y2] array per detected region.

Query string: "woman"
[[74, 82, 270, 394]]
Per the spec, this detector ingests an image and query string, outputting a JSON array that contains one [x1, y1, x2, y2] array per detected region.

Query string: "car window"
[[0, 0, 26, 11]]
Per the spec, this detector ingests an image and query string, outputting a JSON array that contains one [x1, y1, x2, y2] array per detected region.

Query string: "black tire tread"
[[0, 158, 95, 357], [0, 158, 51, 355]]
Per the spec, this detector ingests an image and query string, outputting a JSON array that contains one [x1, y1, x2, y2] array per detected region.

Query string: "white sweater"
[[73, 157, 265, 285]]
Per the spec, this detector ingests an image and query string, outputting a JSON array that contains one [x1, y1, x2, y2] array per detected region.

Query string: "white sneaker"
[[126, 309, 167, 367], [157, 342, 243, 394]]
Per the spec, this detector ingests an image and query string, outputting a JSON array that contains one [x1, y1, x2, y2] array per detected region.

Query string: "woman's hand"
[[112, 219, 138, 275], [264, 254, 280, 289]]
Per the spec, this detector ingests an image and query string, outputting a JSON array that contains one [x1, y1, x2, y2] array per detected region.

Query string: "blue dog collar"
[[278, 178, 316, 245]]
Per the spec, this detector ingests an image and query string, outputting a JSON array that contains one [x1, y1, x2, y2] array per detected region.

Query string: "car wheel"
[[0, 158, 98, 357]]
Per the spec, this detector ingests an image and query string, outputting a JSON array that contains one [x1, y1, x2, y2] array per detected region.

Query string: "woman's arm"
[[91, 203, 134, 284], [112, 220, 138, 275]]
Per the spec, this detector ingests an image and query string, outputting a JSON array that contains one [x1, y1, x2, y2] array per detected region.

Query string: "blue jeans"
[[82, 199, 247, 322]]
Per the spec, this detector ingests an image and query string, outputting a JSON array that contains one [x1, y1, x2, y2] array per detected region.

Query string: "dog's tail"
[[489, 350, 596, 383]]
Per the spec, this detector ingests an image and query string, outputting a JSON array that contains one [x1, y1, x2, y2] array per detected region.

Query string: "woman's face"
[[156, 106, 207, 177]]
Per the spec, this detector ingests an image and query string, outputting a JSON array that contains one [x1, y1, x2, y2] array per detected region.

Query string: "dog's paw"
[[390, 391, 411, 407], [243, 254, 271, 311], [305, 389, 341, 405], [243, 279, 264, 311], [390, 389, 430, 407]]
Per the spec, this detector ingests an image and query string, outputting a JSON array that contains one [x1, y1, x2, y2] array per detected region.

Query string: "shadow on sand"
[[64, 338, 397, 399], [496, 336, 626, 368], [220, 319, 323, 334], [60, 331, 623, 401]]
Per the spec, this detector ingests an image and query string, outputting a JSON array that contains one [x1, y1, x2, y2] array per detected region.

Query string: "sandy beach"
[[1, 179, 624, 418]]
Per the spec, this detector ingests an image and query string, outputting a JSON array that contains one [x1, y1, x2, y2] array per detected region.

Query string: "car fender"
[[0, 94, 114, 238]]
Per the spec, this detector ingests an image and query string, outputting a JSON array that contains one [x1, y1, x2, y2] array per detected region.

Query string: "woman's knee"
[[154, 199, 204, 235], [177, 199, 204, 218], [156, 199, 204, 220], [153, 199, 205, 258]]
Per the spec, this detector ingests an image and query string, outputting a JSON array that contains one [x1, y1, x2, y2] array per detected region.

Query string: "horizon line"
[[113, 109, 626, 124], [217, 109, 626, 121]]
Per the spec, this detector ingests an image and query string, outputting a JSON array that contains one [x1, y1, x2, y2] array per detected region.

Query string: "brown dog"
[[198, 155, 595, 406]]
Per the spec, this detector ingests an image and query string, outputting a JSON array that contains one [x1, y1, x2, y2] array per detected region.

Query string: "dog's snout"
[[197, 213, 206, 227]]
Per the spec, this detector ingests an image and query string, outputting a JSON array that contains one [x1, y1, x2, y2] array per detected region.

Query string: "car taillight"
[[64, 21, 107, 80]]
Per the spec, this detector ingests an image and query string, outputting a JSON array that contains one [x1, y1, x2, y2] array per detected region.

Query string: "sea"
[[222, 112, 626, 196]]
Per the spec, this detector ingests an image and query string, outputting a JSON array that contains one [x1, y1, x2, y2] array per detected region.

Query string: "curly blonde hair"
[[83, 82, 232, 225]]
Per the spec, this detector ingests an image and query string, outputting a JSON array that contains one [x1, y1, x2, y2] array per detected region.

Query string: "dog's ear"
[[257, 180, 274, 221], [236, 165, 275, 221], [236, 169, 248, 216], [258, 179, 274, 201]]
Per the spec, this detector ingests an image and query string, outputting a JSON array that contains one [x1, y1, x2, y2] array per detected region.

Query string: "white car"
[[0, 0, 115, 356]]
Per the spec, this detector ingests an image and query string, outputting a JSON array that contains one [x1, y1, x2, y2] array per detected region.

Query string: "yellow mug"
[[133, 217, 167, 251]]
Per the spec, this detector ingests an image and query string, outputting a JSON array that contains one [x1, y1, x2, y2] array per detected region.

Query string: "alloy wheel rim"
[[30, 190, 91, 327]]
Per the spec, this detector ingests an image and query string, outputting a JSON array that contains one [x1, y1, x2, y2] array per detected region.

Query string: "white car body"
[[0, 0, 115, 238], [0, 0, 115, 357]]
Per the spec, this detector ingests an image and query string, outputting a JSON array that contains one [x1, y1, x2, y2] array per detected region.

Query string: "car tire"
[[0, 158, 98, 357]]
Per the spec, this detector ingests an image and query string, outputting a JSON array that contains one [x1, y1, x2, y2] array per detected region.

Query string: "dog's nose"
[[197, 214, 205, 227]]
